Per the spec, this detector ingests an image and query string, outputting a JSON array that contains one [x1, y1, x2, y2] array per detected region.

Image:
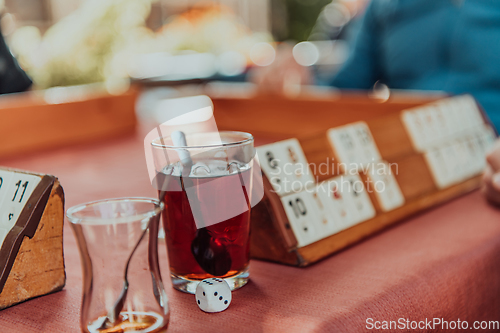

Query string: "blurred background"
[[0, 0, 369, 88], [0, 0, 377, 131]]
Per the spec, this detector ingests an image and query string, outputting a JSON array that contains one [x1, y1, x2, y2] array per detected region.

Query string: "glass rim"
[[151, 131, 254, 149], [66, 197, 164, 225]]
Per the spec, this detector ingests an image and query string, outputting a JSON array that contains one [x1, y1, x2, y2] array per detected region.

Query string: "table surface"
[[1, 130, 500, 333]]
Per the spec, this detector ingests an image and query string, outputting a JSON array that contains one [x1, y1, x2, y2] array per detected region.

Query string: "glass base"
[[171, 268, 249, 294], [88, 311, 168, 333]]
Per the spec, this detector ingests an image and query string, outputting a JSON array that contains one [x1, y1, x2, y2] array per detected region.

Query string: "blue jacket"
[[330, 0, 500, 129]]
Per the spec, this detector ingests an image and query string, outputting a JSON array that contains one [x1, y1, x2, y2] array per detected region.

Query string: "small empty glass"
[[67, 198, 169, 333]]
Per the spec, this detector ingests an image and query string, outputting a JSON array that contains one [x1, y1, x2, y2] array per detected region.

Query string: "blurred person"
[[330, 0, 500, 129], [251, 0, 367, 93], [324, 0, 500, 206], [0, 21, 31, 93], [483, 144, 500, 206], [250, 42, 314, 94], [257, 0, 500, 130], [256, 0, 500, 205], [308, 0, 368, 42]]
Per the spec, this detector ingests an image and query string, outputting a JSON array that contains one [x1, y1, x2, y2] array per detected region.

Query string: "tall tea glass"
[[151, 131, 255, 294], [67, 198, 169, 333]]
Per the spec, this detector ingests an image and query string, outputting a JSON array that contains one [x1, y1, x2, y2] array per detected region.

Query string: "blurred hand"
[[482, 139, 500, 205], [248, 43, 313, 96]]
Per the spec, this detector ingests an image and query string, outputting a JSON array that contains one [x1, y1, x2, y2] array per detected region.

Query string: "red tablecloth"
[[1, 133, 500, 333]]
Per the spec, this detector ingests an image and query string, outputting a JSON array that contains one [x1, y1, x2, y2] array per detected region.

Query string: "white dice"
[[195, 278, 232, 313]]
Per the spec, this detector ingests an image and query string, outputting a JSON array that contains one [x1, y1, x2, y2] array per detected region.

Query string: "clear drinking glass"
[[67, 198, 169, 333], [151, 131, 256, 293]]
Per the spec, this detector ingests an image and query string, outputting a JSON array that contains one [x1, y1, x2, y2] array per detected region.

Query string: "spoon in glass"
[[171, 131, 232, 277], [97, 224, 149, 329]]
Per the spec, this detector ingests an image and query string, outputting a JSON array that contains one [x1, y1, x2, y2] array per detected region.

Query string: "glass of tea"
[[67, 198, 169, 333], [151, 131, 256, 293]]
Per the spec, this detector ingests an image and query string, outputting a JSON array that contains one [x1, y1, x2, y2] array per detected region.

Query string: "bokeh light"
[[249, 42, 276, 67], [293, 42, 320, 66]]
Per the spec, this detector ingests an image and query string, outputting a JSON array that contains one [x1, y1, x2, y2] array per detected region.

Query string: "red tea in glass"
[[152, 131, 256, 293], [159, 168, 251, 280]]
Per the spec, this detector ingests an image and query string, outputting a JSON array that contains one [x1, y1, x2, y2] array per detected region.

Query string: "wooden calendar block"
[[0, 169, 65, 309]]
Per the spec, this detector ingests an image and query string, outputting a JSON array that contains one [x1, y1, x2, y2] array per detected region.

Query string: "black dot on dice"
[[304, 227, 308, 231], [212, 278, 216, 280], [203, 292, 205, 296], [224, 300, 228, 305], [198, 300, 200, 305], [219, 296, 223, 300], [214, 292, 218, 296]]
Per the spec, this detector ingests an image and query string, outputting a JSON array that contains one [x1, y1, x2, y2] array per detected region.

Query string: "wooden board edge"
[[0, 89, 139, 160], [296, 175, 482, 265], [250, 197, 301, 266]]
